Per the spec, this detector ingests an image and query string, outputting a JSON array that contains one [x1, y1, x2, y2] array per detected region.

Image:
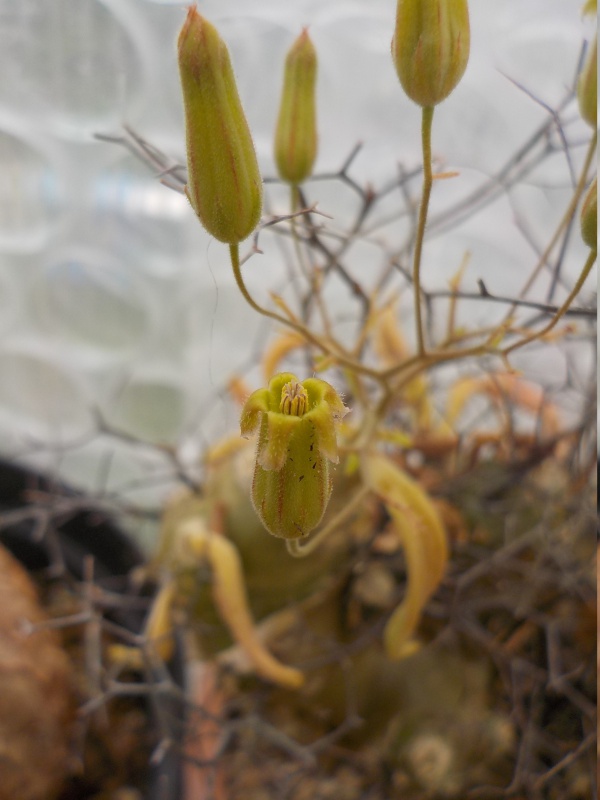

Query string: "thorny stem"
[[430, 285, 595, 319], [381, 342, 496, 382], [446, 253, 470, 341], [424, 88, 575, 238], [503, 248, 597, 357], [372, 201, 595, 413], [289, 185, 333, 338], [232, 115, 594, 450], [413, 106, 434, 357], [502, 131, 597, 321]]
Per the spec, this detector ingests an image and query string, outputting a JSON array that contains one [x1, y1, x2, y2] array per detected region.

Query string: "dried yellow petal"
[[180, 520, 304, 689], [362, 453, 448, 659]]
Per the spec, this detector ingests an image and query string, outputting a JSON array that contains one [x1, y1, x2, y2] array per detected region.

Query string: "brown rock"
[[0, 543, 74, 800]]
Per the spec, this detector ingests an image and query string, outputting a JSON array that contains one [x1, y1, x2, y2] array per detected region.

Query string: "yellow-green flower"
[[581, 176, 597, 252], [577, 36, 597, 129], [241, 373, 348, 539], [178, 7, 263, 244], [392, 0, 470, 107], [274, 29, 318, 185]]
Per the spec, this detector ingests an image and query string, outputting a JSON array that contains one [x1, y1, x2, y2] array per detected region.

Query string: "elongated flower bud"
[[577, 36, 597, 129], [241, 373, 348, 539], [178, 7, 263, 244], [580, 176, 597, 251], [274, 29, 318, 185], [392, 0, 470, 107], [582, 1, 597, 17]]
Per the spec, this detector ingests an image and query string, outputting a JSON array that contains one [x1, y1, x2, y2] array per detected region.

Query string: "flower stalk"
[[414, 105, 434, 356]]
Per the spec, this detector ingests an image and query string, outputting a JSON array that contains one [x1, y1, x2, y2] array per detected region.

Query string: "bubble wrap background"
[[0, 0, 592, 524]]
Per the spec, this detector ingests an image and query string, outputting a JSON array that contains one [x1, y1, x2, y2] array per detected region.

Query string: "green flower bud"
[[240, 373, 348, 539], [392, 0, 470, 107], [178, 7, 263, 244], [577, 36, 597, 129], [581, 176, 597, 251], [274, 29, 318, 185]]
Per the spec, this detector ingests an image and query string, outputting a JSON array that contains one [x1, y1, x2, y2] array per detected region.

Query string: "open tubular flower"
[[392, 0, 470, 107], [178, 7, 263, 244], [240, 373, 348, 539], [274, 29, 318, 185]]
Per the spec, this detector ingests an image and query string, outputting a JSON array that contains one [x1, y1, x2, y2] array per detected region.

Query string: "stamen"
[[280, 379, 308, 416]]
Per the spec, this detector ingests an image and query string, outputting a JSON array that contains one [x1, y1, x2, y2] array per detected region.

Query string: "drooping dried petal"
[[362, 454, 448, 659]]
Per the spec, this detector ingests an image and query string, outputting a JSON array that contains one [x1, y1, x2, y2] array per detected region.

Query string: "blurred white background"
[[0, 0, 594, 531]]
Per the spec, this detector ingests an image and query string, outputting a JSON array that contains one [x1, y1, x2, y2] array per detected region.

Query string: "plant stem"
[[503, 248, 597, 357], [375, 130, 596, 409], [502, 131, 597, 321], [228, 243, 383, 382], [289, 185, 333, 337], [413, 105, 435, 357], [286, 485, 371, 558], [381, 341, 494, 382], [229, 242, 279, 321]]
